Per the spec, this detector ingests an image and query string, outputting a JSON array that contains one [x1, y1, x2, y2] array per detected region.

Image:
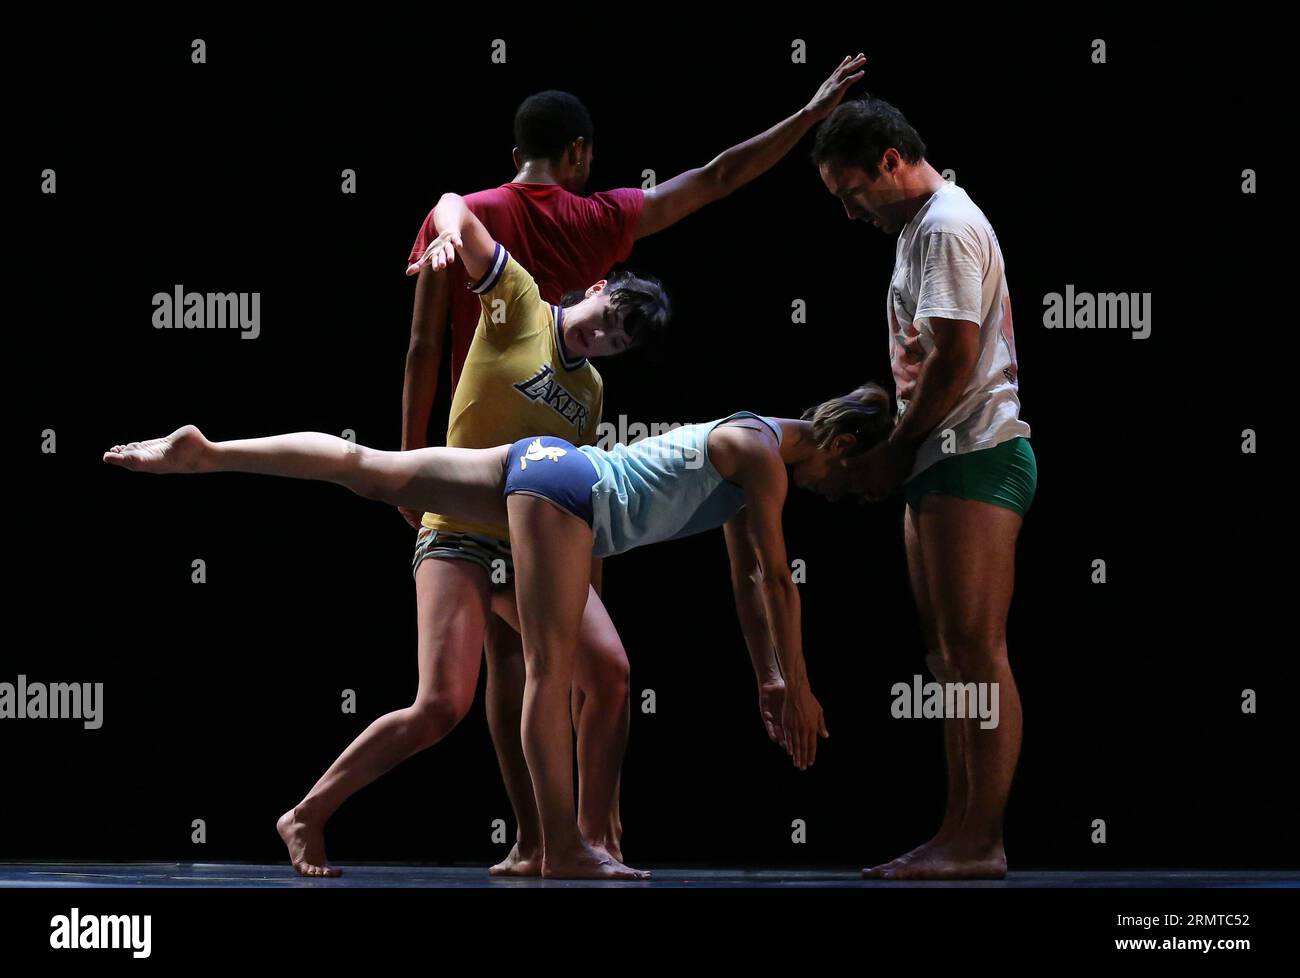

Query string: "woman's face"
[[793, 437, 856, 501], [562, 286, 632, 358]]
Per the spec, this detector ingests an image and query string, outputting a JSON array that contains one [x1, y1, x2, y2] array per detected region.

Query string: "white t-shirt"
[[888, 182, 1030, 479]]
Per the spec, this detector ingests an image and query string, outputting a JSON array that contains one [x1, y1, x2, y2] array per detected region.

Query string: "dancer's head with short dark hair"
[[812, 96, 934, 233], [812, 96, 926, 175], [514, 90, 596, 193], [557, 269, 671, 358]]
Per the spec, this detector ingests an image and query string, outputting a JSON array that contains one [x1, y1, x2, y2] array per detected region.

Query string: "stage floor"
[[2, 863, 1296, 889]]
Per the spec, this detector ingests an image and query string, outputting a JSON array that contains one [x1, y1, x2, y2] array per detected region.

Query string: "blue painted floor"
[[1, 863, 1296, 888]]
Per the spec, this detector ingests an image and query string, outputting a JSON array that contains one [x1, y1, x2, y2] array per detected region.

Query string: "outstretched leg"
[[104, 425, 509, 527]]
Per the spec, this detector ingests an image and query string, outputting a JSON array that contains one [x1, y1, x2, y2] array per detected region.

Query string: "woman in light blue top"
[[103, 381, 892, 879]]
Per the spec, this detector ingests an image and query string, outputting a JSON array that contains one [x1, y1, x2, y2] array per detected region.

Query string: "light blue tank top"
[[577, 412, 783, 558]]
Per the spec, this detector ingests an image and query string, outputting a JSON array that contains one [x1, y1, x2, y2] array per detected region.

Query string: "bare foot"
[[277, 808, 341, 878], [608, 814, 624, 863], [588, 838, 623, 865], [542, 842, 650, 881], [862, 830, 950, 879], [103, 425, 209, 474], [582, 822, 624, 864], [489, 842, 542, 877], [869, 842, 1007, 881]]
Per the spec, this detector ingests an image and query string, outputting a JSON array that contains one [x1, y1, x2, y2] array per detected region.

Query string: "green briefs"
[[904, 437, 1037, 517]]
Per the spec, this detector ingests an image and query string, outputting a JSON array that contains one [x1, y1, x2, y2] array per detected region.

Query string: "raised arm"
[[635, 53, 865, 239]]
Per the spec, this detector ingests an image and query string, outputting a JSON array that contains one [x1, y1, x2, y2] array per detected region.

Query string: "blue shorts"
[[503, 436, 597, 527]]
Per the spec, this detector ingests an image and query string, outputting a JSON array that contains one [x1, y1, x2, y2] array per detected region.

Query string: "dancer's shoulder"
[[709, 421, 786, 490]]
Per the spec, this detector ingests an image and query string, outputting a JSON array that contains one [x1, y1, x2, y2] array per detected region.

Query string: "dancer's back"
[[580, 412, 783, 557]]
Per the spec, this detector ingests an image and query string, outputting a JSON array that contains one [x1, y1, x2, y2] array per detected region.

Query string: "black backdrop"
[[9, 19, 1287, 871]]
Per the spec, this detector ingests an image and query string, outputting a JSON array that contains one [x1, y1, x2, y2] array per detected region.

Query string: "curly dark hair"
[[514, 90, 594, 162]]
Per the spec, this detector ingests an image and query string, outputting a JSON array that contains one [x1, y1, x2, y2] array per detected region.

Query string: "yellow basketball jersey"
[[422, 245, 604, 541]]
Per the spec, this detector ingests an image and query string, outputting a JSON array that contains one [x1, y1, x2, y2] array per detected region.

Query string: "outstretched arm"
[[635, 53, 865, 239], [724, 509, 788, 751]]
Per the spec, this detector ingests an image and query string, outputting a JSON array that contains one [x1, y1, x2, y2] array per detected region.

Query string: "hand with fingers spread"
[[405, 228, 463, 276], [804, 53, 867, 122], [781, 683, 829, 770]]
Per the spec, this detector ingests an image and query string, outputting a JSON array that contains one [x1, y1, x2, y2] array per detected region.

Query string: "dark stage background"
[[9, 20, 1286, 871]]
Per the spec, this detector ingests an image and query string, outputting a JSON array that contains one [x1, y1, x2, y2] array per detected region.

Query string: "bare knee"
[[577, 642, 629, 703], [407, 692, 473, 748], [925, 652, 957, 684], [484, 624, 523, 668], [344, 444, 392, 501], [523, 638, 578, 686], [937, 630, 1009, 680]]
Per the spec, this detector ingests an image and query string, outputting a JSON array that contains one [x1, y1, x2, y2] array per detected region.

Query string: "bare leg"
[[104, 425, 509, 528], [570, 686, 586, 752], [863, 502, 968, 878], [506, 494, 647, 880], [481, 610, 544, 877], [488, 586, 629, 866], [273, 557, 490, 876], [104, 427, 509, 877], [571, 589, 630, 861], [571, 686, 625, 855], [874, 495, 1023, 881]]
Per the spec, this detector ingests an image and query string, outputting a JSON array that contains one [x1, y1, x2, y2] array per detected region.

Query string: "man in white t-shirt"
[[813, 96, 1037, 880]]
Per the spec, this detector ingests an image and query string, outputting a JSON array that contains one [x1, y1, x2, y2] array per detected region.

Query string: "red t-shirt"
[[408, 182, 645, 387]]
